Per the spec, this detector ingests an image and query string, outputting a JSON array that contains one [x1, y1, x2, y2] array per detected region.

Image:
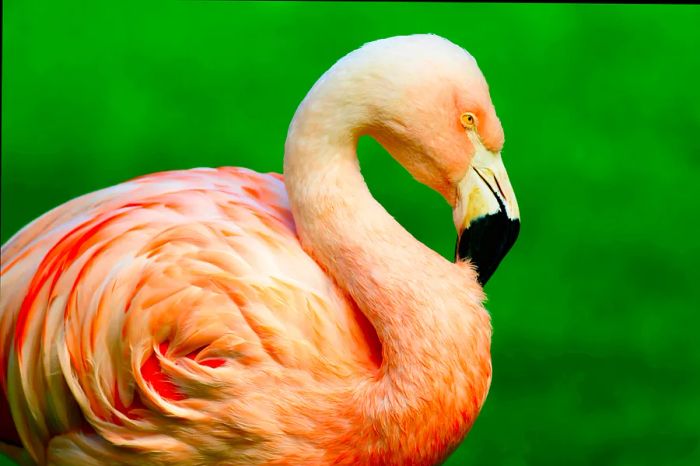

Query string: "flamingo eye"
[[460, 112, 476, 129]]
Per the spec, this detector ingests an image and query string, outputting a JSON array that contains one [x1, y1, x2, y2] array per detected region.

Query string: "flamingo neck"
[[284, 103, 493, 461]]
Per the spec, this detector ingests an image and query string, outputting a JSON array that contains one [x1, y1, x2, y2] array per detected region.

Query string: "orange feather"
[[0, 35, 518, 465]]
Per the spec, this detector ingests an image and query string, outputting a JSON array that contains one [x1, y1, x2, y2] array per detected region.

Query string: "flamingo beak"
[[453, 143, 520, 286]]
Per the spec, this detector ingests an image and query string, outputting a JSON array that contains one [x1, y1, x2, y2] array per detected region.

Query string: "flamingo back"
[[0, 167, 380, 464]]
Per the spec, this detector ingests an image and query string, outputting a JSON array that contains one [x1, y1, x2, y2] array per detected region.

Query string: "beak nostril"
[[472, 167, 506, 213], [492, 175, 507, 202]]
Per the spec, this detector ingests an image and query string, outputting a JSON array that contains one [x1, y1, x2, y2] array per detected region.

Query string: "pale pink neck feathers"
[[283, 36, 495, 463]]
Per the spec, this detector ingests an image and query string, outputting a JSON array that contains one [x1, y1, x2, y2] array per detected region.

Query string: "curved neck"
[[284, 99, 493, 461]]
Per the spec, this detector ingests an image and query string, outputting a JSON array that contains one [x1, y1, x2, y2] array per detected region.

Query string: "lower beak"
[[453, 149, 520, 286]]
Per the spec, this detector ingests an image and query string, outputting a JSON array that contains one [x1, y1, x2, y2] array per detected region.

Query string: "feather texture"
[[0, 34, 509, 465], [2, 168, 384, 464]]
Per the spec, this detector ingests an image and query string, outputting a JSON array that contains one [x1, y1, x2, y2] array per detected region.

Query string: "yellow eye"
[[460, 112, 476, 129]]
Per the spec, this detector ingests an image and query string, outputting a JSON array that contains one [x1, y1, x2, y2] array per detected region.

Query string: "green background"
[[2, 2, 700, 465]]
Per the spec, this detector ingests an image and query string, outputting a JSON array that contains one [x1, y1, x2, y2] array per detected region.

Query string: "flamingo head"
[[298, 34, 521, 285]]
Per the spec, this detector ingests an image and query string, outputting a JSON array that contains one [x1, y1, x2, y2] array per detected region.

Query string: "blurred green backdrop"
[[2, 2, 700, 465]]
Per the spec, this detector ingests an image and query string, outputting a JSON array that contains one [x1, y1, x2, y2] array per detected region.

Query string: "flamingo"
[[0, 34, 520, 465]]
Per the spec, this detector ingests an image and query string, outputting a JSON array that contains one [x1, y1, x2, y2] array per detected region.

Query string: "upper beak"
[[453, 140, 520, 286]]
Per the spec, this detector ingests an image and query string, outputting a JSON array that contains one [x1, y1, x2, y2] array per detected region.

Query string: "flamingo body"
[[1, 34, 520, 465], [1, 167, 386, 464]]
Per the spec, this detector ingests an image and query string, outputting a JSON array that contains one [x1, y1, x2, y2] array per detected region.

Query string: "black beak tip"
[[456, 213, 520, 286]]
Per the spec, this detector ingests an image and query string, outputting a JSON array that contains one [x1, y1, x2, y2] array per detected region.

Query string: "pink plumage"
[[2, 168, 385, 464], [1, 34, 520, 465]]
